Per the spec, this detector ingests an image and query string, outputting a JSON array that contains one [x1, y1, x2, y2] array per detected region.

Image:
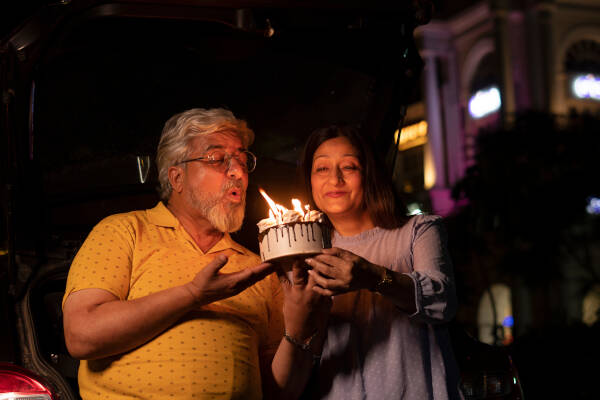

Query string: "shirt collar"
[[147, 201, 178, 227], [208, 233, 248, 255], [147, 201, 247, 255]]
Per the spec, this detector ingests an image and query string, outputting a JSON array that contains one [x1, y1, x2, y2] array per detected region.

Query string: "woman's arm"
[[305, 248, 416, 314], [262, 260, 331, 400], [306, 218, 456, 322]]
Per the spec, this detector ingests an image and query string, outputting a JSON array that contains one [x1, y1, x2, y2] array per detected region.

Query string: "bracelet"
[[284, 331, 322, 365], [283, 330, 317, 351], [371, 267, 393, 293]]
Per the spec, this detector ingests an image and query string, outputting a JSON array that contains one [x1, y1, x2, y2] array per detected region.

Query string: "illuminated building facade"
[[393, 0, 600, 343], [392, 0, 600, 217]]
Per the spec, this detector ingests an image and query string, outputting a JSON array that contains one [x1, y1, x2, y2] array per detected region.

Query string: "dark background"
[[2, 1, 600, 399]]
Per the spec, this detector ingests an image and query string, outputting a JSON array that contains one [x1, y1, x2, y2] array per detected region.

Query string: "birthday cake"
[[256, 191, 329, 262]]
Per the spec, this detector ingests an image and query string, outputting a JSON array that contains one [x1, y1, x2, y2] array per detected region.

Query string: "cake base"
[[258, 221, 327, 262]]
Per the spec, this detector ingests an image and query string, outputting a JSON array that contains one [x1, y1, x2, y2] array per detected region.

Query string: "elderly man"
[[62, 108, 328, 400]]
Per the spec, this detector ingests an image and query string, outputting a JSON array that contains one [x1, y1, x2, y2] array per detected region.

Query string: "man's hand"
[[184, 255, 276, 306], [64, 255, 275, 360]]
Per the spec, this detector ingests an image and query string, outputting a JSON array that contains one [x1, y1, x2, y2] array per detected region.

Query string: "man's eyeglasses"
[[178, 150, 257, 173]]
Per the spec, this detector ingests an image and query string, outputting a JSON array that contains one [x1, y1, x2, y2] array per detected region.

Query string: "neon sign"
[[468, 86, 501, 119]]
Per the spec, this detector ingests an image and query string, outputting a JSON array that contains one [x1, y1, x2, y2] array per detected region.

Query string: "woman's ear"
[[168, 165, 184, 194]]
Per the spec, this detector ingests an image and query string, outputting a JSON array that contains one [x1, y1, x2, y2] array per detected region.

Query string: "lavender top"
[[313, 214, 464, 400]]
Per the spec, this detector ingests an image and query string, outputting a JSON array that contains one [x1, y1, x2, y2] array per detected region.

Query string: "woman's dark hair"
[[300, 124, 409, 230]]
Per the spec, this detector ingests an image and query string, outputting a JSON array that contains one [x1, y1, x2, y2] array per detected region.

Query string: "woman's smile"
[[325, 191, 348, 198], [311, 136, 366, 220]]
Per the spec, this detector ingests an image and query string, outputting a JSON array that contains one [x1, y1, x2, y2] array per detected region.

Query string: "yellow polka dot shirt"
[[63, 202, 284, 400]]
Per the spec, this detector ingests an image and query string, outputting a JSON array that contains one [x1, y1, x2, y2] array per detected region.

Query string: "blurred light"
[[394, 120, 428, 151], [502, 315, 514, 327], [572, 74, 600, 101], [424, 143, 436, 189], [0, 362, 54, 400], [586, 197, 600, 215], [468, 86, 501, 119], [407, 203, 423, 216]]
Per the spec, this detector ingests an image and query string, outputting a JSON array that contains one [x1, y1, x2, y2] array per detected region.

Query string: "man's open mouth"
[[226, 187, 244, 202]]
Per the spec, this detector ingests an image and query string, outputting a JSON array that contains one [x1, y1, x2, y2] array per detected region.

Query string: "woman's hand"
[[277, 258, 332, 342], [305, 247, 382, 296]]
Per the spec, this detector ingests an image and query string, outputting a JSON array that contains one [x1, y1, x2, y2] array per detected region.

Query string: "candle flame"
[[291, 199, 305, 217], [258, 188, 312, 224], [259, 188, 282, 220]]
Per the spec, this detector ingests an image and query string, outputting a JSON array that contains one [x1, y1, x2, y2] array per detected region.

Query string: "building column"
[[441, 50, 465, 187], [494, 8, 516, 123], [423, 54, 454, 215]]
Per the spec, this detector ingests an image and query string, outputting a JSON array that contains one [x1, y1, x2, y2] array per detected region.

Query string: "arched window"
[[565, 39, 600, 102], [468, 53, 502, 120]]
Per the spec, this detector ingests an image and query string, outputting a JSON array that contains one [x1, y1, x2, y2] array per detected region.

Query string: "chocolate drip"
[[258, 222, 325, 257]]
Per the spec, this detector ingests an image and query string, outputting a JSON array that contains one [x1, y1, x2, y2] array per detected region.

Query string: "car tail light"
[[0, 363, 54, 400]]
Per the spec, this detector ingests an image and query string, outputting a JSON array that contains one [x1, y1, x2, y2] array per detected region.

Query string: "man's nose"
[[227, 157, 245, 178]]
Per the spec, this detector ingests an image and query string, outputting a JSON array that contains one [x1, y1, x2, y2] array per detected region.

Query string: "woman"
[[299, 125, 463, 400]]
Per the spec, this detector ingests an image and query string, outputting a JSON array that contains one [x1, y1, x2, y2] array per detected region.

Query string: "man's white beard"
[[189, 180, 245, 233]]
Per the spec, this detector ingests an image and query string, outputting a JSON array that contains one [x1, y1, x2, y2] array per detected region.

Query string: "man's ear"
[[168, 166, 184, 193]]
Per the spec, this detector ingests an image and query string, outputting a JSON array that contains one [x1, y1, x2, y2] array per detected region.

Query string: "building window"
[[467, 52, 502, 121], [392, 121, 427, 194], [571, 73, 600, 101], [565, 39, 600, 73], [565, 39, 600, 102], [468, 86, 502, 118]]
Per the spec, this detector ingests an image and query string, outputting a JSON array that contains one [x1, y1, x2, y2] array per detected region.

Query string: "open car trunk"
[[1, 1, 430, 398]]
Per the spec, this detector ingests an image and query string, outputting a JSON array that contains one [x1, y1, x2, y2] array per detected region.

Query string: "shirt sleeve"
[[62, 214, 135, 308], [406, 215, 458, 324]]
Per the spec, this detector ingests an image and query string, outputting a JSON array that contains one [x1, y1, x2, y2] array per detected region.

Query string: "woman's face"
[[310, 136, 365, 220]]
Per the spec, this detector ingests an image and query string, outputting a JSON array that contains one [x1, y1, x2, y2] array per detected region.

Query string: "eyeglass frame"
[[178, 149, 257, 173]]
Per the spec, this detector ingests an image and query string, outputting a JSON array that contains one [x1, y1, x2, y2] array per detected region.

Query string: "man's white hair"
[[156, 108, 254, 201]]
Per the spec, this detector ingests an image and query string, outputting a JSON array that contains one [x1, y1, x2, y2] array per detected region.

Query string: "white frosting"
[[258, 221, 325, 262], [282, 210, 303, 224], [257, 218, 276, 234], [304, 209, 322, 222], [257, 209, 323, 234]]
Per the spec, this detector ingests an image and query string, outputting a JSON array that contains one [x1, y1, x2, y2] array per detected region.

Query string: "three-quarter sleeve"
[[406, 216, 457, 323]]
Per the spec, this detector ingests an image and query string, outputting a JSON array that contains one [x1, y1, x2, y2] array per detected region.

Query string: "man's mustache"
[[222, 179, 245, 198]]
